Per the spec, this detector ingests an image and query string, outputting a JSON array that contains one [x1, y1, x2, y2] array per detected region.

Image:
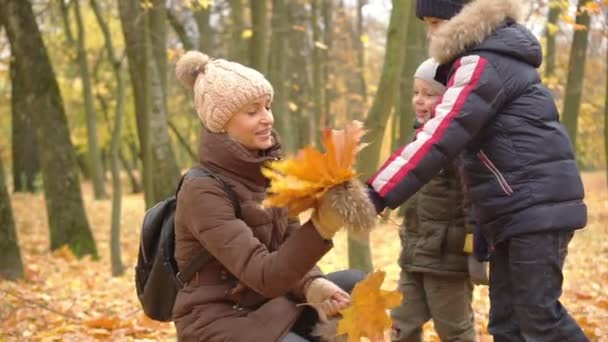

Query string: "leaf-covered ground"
[[1, 172, 607, 341]]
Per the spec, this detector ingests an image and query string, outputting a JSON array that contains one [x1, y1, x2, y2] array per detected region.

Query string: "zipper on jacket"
[[477, 150, 514, 196]]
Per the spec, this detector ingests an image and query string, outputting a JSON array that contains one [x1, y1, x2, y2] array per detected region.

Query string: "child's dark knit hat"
[[416, 0, 470, 20]]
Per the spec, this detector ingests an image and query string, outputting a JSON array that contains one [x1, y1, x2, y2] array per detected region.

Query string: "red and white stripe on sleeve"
[[369, 55, 488, 197]]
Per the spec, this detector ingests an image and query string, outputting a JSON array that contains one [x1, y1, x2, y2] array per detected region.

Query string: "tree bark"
[[562, 0, 591, 151], [311, 0, 323, 147], [544, 1, 561, 78], [352, 0, 410, 272], [119, 0, 180, 208], [10, 55, 39, 193], [397, 1, 427, 148], [605, 15, 608, 194], [91, 0, 125, 276], [192, 2, 213, 52], [0, 0, 97, 258], [268, 0, 294, 152], [167, 8, 194, 51], [287, 1, 311, 148], [74, 0, 107, 199], [0, 156, 24, 280], [228, 0, 247, 64], [322, 0, 333, 128], [249, 0, 268, 73]]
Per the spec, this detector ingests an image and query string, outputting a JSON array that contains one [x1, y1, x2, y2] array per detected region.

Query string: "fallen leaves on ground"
[[337, 270, 402, 342]]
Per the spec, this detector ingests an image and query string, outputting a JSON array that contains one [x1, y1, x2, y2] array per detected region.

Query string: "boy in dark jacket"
[[367, 0, 589, 341]]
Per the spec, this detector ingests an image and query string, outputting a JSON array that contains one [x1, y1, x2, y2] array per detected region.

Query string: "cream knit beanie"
[[414, 58, 446, 92], [175, 51, 274, 133]]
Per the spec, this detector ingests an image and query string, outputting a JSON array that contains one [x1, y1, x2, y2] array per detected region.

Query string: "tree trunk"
[[0, 157, 24, 280], [10, 55, 39, 193], [605, 18, 608, 193], [167, 8, 194, 51], [91, 0, 125, 276], [397, 1, 427, 148], [0, 0, 97, 258], [311, 0, 323, 147], [74, 0, 107, 199], [119, 0, 180, 208], [268, 0, 294, 152], [228, 0, 247, 64], [352, 0, 410, 272], [287, 1, 311, 148], [545, 1, 561, 78], [322, 0, 333, 128], [562, 0, 591, 151], [192, 2, 213, 52], [249, 0, 268, 73], [396, 2, 426, 217]]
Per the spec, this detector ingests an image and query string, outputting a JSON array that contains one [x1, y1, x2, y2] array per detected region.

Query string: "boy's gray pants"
[[391, 271, 476, 342]]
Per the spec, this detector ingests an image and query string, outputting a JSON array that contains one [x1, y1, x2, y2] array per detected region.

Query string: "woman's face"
[[224, 95, 274, 152], [412, 78, 442, 124], [423, 16, 447, 38]]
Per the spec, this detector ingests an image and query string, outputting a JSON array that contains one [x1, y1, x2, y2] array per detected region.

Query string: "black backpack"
[[134, 168, 241, 322]]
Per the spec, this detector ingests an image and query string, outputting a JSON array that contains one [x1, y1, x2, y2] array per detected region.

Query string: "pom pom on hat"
[[175, 51, 210, 88]]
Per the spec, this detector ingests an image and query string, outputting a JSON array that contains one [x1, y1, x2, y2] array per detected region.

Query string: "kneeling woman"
[[173, 51, 367, 342]]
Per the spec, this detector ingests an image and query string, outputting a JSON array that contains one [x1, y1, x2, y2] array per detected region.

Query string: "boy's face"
[[423, 17, 447, 38], [412, 78, 442, 124]]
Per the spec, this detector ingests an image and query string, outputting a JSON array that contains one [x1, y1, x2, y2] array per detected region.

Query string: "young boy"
[[367, 0, 589, 341], [390, 58, 486, 342]]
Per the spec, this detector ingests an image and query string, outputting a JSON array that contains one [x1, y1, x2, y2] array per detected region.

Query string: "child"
[[390, 58, 485, 342], [367, 0, 589, 341]]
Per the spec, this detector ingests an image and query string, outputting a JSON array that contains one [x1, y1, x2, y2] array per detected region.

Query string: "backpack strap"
[[174, 167, 242, 288]]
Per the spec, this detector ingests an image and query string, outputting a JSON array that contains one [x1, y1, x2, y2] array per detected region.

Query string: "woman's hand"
[[305, 278, 351, 321]]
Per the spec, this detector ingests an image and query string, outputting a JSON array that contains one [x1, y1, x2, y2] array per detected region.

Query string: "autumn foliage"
[[336, 270, 402, 342], [262, 120, 367, 215]]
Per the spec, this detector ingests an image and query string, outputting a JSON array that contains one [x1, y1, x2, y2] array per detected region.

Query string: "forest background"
[[0, 0, 607, 340]]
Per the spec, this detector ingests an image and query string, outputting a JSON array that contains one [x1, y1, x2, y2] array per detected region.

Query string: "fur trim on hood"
[[430, 0, 524, 64]]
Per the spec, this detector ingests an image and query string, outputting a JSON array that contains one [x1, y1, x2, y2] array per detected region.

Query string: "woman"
[[173, 51, 366, 342]]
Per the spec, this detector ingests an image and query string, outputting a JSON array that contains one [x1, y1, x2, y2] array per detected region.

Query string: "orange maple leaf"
[[262, 120, 367, 216], [336, 270, 403, 342]]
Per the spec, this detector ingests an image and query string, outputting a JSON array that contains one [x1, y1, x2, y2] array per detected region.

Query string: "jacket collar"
[[429, 0, 524, 64], [198, 130, 281, 189]]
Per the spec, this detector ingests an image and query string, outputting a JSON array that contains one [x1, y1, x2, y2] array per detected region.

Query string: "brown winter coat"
[[173, 131, 332, 342]]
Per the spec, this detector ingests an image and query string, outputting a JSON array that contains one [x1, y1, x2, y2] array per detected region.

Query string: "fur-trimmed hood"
[[429, 0, 540, 66]]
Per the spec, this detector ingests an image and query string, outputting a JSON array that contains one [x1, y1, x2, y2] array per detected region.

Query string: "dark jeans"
[[488, 231, 589, 342], [286, 269, 366, 342]]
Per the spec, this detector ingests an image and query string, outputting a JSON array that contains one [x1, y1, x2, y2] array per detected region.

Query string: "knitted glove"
[[311, 197, 344, 240], [468, 256, 489, 285], [305, 278, 350, 321]]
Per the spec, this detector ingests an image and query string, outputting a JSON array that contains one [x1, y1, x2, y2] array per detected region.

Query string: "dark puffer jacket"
[[368, 0, 586, 245], [399, 161, 472, 276]]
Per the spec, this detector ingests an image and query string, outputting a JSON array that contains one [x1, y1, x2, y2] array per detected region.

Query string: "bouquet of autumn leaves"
[[262, 120, 377, 235]]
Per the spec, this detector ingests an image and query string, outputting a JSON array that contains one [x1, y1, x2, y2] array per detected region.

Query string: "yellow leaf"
[[84, 316, 122, 330], [242, 29, 253, 39], [52, 245, 76, 262], [583, 2, 601, 14], [546, 22, 559, 36], [315, 41, 328, 50], [360, 34, 369, 45], [288, 102, 299, 111], [263, 121, 367, 216], [336, 271, 403, 342], [187, 0, 213, 10], [139, 0, 154, 10]]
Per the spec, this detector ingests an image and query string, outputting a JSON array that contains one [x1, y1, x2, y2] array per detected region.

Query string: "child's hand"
[[468, 256, 489, 285]]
